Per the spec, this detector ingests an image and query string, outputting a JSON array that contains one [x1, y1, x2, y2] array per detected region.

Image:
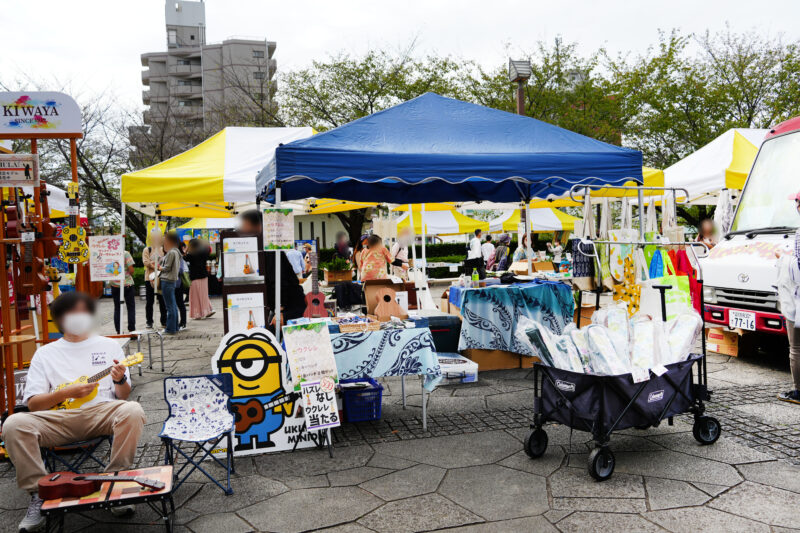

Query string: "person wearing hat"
[[776, 191, 800, 404], [491, 234, 512, 272]]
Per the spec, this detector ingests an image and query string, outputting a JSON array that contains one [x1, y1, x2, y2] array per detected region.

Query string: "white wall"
[[295, 214, 347, 248]]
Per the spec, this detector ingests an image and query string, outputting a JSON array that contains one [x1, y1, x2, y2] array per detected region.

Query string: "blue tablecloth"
[[331, 327, 442, 391], [457, 281, 574, 356]]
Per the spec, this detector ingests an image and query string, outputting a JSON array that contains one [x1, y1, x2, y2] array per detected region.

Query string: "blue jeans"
[[161, 280, 178, 333]]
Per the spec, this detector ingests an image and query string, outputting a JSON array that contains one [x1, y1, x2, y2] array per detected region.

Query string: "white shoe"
[[109, 504, 135, 517], [18, 494, 44, 532]]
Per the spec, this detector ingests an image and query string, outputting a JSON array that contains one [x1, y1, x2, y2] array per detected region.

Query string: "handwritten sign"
[[88, 235, 124, 282], [263, 208, 294, 250], [282, 321, 338, 390], [0, 154, 38, 187], [300, 378, 340, 431]]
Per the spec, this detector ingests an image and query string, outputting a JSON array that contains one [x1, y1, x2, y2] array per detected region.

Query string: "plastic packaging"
[[587, 325, 631, 375], [664, 311, 703, 365]]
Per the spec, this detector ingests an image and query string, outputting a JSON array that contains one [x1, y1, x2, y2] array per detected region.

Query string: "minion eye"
[[235, 359, 265, 378]]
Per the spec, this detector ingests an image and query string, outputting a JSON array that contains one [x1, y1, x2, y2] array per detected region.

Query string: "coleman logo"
[[648, 390, 665, 403], [555, 380, 575, 392]]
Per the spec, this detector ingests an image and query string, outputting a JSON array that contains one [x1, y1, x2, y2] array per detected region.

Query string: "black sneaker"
[[777, 390, 800, 404]]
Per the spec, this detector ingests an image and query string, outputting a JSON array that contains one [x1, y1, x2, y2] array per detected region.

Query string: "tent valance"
[[177, 218, 241, 230], [489, 208, 580, 233], [258, 93, 643, 204], [397, 210, 489, 235]]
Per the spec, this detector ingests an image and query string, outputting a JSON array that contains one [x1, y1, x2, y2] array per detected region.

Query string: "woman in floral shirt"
[[360, 235, 405, 281]]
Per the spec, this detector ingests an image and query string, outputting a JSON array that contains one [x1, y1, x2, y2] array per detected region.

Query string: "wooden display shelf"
[[0, 334, 37, 346]]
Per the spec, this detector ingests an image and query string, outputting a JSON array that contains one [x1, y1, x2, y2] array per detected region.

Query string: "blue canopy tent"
[[257, 93, 642, 204]]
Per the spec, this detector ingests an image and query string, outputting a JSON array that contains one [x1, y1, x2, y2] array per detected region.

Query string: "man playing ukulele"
[[2, 292, 146, 532]]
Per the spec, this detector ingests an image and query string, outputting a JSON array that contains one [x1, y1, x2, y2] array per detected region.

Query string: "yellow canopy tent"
[[528, 167, 665, 207], [489, 208, 580, 233], [121, 127, 313, 217], [397, 209, 488, 235]]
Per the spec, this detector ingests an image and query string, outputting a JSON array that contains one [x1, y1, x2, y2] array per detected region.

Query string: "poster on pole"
[[146, 220, 168, 245], [282, 322, 339, 391], [0, 154, 38, 187], [263, 208, 294, 250], [88, 235, 125, 282], [226, 292, 266, 331]]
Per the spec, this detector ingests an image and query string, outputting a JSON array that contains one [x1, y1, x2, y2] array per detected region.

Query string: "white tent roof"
[[663, 128, 767, 204]]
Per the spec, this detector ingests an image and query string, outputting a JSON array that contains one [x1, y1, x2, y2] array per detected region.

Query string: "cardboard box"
[[436, 352, 478, 384], [462, 348, 522, 371], [440, 289, 450, 314], [534, 261, 555, 272], [706, 328, 739, 357]]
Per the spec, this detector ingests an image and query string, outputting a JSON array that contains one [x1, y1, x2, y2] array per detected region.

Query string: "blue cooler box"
[[436, 352, 478, 384]]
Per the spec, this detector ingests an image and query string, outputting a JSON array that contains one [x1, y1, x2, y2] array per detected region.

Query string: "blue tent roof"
[[258, 93, 642, 203]]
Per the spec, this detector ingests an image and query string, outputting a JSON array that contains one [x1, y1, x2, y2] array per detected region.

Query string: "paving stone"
[[186, 512, 253, 533], [427, 395, 487, 413], [543, 509, 572, 523], [644, 477, 710, 510], [0, 488, 33, 510], [649, 433, 775, 463], [366, 453, 418, 470], [550, 467, 644, 499], [358, 464, 445, 501], [498, 449, 564, 477], [556, 511, 662, 533], [444, 516, 559, 532], [283, 474, 330, 489], [371, 430, 519, 469], [252, 444, 374, 480], [484, 390, 535, 409], [552, 497, 647, 513], [645, 506, 771, 533], [357, 493, 483, 533], [690, 481, 730, 496], [317, 524, 376, 533], [737, 460, 800, 493], [185, 474, 287, 512], [439, 465, 548, 521], [733, 403, 800, 425], [328, 466, 392, 486], [709, 480, 800, 528], [237, 487, 382, 533], [611, 450, 743, 485]]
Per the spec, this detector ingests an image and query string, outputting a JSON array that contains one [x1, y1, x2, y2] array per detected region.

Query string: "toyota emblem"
[[738, 273, 750, 283]]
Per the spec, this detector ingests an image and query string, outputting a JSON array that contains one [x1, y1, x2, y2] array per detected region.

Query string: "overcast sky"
[[3, 0, 799, 109]]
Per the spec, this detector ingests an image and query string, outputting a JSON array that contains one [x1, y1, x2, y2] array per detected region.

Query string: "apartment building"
[[137, 0, 276, 152]]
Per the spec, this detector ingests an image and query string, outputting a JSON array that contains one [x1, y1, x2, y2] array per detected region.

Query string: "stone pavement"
[[1, 295, 800, 532]]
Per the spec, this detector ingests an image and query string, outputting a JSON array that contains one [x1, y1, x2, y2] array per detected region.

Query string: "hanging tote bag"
[[643, 256, 692, 321], [571, 195, 596, 291], [597, 199, 615, 290]]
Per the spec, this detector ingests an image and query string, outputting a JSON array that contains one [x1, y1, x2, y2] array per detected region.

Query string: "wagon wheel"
[[588, 447, 615, 481], [523, 428, 548, 459], [692, 416, 721, 445]]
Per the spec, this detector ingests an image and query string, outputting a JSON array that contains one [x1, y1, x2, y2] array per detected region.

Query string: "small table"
[[41, 465, 175, 533]]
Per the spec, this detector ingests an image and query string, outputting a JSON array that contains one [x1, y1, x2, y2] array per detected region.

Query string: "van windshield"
[[731, 130, 800, 232]]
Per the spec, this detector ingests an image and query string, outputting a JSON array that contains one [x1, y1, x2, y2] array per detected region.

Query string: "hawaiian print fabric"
[[457, 281, 575, 357], [160, 375, 235, 442]]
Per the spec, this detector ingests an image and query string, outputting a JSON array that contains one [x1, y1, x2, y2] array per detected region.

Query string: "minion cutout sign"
[[211, 328, 315, 455]]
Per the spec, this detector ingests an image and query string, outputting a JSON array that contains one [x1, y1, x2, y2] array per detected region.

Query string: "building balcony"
[[142, 110, 152, 124], [173, 84, 202, 97], [142, 90, 150, 104], [168, 63, 201, 76], [141, 70, 150, 85], [173, 106, 203, 119]]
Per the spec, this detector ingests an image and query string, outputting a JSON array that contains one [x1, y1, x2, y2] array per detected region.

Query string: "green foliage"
[[321, 256, 352, 272], [132, 267, 145, 288]]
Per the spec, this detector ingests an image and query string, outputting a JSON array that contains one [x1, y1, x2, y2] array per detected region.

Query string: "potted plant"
[[321, 256, 354, 284]]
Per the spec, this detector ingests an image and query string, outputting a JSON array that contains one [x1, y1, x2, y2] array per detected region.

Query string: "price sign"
[[0, 154, 38, 186]]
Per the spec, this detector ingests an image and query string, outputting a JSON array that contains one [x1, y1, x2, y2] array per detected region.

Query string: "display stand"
[[219, 230, 268, 335]]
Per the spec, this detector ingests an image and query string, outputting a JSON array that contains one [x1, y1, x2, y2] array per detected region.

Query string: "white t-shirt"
[[23, 335, 131, 408], [468, 237, 483, 260], [481, 242, 495, 262]]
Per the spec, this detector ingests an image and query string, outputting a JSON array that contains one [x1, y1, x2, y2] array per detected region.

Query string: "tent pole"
[[637, 188, 645, 241], [120, 202, 126, 334], [525, 201, 532, 276], [421, 203, 426, 279], [275, 185, 282, 343], [409, 203, 418, 271]]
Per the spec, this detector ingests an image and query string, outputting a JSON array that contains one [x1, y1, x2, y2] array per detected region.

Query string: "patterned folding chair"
[[159, 374, 236, 495], [41, 436, 113, 473]]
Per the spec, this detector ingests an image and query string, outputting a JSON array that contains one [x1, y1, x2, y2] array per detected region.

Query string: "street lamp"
[[508, 59, 531, 115]]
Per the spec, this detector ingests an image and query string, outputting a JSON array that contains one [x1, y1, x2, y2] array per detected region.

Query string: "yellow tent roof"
[[391, 203, 460, 212], [305, 199, 379, 214], [725, 131, 760, 190], [397, 210, 488, 235], [489, 208, 580, 233]]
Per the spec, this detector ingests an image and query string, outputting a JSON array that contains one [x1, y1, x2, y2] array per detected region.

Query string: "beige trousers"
[[786, 327, 800, 390], [3, 400, 146, 492]]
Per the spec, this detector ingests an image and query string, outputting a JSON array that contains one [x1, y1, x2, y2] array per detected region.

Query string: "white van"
[[701, 116, 800, 335]]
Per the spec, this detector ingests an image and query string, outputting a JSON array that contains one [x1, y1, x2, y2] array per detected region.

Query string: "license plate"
[[729, 310, 756, 331]]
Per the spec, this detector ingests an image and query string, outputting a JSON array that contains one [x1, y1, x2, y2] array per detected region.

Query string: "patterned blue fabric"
[[331, 328, 442, 391], [160, 375, 235, 442], [458, 281, 574, 357]]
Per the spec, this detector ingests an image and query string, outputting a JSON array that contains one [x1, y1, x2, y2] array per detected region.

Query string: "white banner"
[[0, 92, 82, 136]]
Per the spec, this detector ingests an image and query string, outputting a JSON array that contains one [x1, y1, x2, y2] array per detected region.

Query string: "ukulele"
[[38, 471, 165, 500], [232, 391, 300, 433], [303, 252, 326, 319], [246, 310, 256, 329], [51, 353, 144, 410], [373, 286, 405, 321], [15, 189, 49, 296], [242, 254, 254, 274], [57, 182, 89, 264], [39, 183, 60, 257]]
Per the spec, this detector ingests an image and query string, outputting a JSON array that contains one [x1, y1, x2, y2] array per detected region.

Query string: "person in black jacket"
[[185, 238, 215, 319]]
